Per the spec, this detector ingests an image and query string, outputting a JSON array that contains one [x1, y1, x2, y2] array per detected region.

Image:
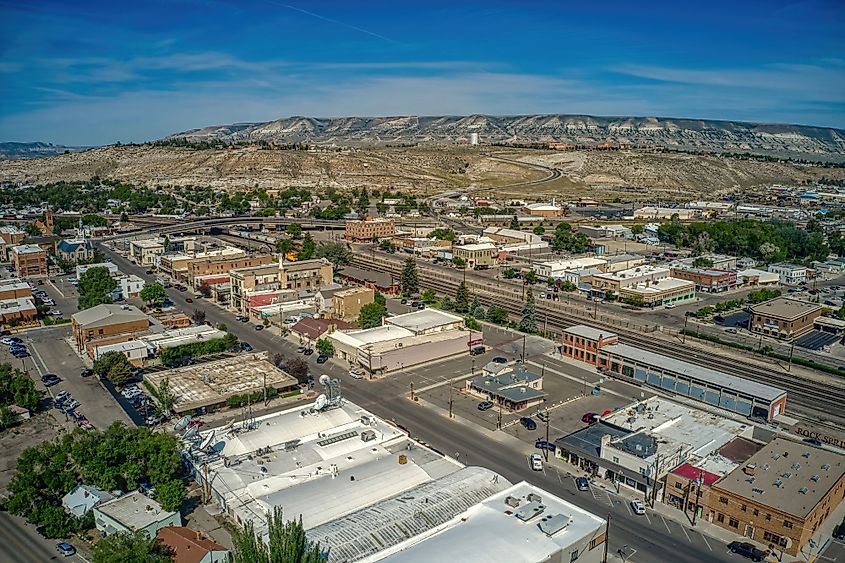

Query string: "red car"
[[581, 412, 599, 424], [185, 297, 193, 303]]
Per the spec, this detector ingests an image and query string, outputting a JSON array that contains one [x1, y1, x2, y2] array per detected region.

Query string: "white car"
[[349, 367, 364, 379], [50, 310, 62, 316], [664, 303, 675, 309], [529, 453, 543, 471], [631, 500, 646, 515]]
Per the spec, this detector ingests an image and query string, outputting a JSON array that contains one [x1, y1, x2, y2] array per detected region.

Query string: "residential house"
[[93, 491, 181, 539], [156, 527, 229, 563], [62, 484, 115, 518]]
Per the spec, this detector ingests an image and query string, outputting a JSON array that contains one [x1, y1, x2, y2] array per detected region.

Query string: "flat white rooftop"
[[385, 308, 463, 333], [372, 481, 606, 563], [332, 325, 414, 347]]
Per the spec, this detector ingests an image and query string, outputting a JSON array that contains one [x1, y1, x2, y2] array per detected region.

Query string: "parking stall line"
[[644, 512, 651, 525], [626, 502, 633, 516], [661, 516, 672, 534], [699, 532, 712, 551], [681, 525, 691, 543]]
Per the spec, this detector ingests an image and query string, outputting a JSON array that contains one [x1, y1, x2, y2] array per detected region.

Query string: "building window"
[[765, 514, 771, 521], [783, 521, 793, 529], [729, 518, 739, 529], [719, 496, 728, 505], [717, 513, 725, 523], [570, 549, 579, 562], [740, 504, 747, 512], [753, 509, 759, 516], [675, 482, 683, 490], [763, 531, 782, 545], [613, 456, 619, 464]]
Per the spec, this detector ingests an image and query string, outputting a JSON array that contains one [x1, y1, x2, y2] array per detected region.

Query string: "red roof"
[[671, 463, 721, 486], [157, 527, 226, 563], [292, 317, 353, 340]]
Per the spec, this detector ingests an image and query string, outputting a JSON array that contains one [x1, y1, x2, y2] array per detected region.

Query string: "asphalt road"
[[0, 512, 83, 563], [99, 242, 738, 563]]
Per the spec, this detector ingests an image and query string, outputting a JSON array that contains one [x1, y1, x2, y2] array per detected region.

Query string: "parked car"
[[575, 477, 590, 491], [316, 354, 328, 364], [240, 342, 253, 352], [56, 543, 76, 557], [41, 374, 61, 387], [400, 298, 407, 304], [833, 520, 845, 541], [477, 401, 494, 411], [349, 367, 364, 379], [303, 348, 313, 356], [727, 541, 766, 562], [185, 297, 193, 303], [630, 500, 646, 515], [536, 412, 549, 423], [469, 345, 486, 356], [491, 356, 508, 364], [12, 350, 30, 358], [803, 437, 822, 447], [724, 327, 737, 334], [35, 526, 49, 538], [0, 337, 21, 345], [529, 453, 543, 471], [80, 368, 93, 377], [55, 391, 71, 403], [534, 439, 555, 451], [581, 412, 599, 424], [254, 324, 264, 331], [520, 416, 537, 431]]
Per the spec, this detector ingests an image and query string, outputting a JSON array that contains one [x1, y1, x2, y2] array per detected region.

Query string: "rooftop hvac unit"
[[505, 496, 520, 508]]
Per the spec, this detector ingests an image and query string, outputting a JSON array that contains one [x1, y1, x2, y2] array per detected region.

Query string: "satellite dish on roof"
[[319, 374, 331, 386], [314, 394, 328, 411], [199, 430, 215, 451], [183, 426, 199, 440], [174, 415, 192, 432]]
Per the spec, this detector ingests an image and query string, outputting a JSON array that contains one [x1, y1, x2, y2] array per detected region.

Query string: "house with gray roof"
[[62, 484, 115, 517], [93, 491, 181, 539], [465, 364, 547, 412]]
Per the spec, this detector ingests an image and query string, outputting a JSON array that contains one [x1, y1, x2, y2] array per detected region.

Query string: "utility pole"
[[448, 376, 453, 419], [543, 311, 548, 337], [521, 334, 526, 363], [691, 471, 703, 526], [682, 314, 688, 344], [602, 514, 611, 563], [543, 409, 550, 461], [497, 403, 502, 430], [787, 341, 795, 372], [263, 371, 268, 406], [410, 381, 415, 401]]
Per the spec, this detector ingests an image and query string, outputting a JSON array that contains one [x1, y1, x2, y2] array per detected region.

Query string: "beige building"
[[159, 247, 245, 279], [229, 263, 282, 315], [279, 258, 333, 293], [521, 202, 563, 217], [332, 286, 374, 321], [0, 226, 26, 261], [748, 298, 823, 340], [344, 218, 395, 241], [10, 244, 47, 277], [452, 243, 497, 269], [129, 238, 165, 266], [71, 304, 150, 357]]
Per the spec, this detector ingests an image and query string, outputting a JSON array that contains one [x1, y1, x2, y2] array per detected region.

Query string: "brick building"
[[0, 280, 32, 301], [561, 324, 620, 366], [0, 297, 37, 324], [229, 263, 281, 315], [344, 218, 395, 241], [670, 267, 737, 293], [452, 243, 497, 269], [332, 286, 374, 321], [0, 226, 26, 260], [72, 304, 150, 356], [748, 298, 823, 341], [10, 244, 47, 277], [706, 438, 845, 557], [187, 254, 273, 289]]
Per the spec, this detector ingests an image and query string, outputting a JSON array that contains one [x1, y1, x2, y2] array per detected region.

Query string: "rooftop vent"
[[538, 513, 572, 537], [505, 496, 520, 508], [782, 472, 792, 479], [745, 476, 756, 483], [822, 464, 831, 471], [515, 500, 546, 522], [774, 479, 783, 488], [811, 474, 820, 482], [762, 463, 770, 470], [799, 487, 809, 494], [791, 463, 801, 470], [527, 493, 542, 503], [752, 487, 765, 494], [744, 464, 757, 476]]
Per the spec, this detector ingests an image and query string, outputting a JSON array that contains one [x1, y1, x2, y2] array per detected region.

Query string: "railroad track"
[[352, 254, 845, 423]]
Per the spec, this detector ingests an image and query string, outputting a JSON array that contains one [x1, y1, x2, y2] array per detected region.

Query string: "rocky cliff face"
[[171, 114, 845, 161], [0, 142, 85, 160]]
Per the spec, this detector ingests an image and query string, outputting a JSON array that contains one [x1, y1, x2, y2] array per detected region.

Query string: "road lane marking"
[[626, 502, 633, 516], [28, 341, 48, 376], [644, 512, 651, 525], [662, 516, 672, 534], [700, 532, 712, 551], [681, 525, 691, 542]]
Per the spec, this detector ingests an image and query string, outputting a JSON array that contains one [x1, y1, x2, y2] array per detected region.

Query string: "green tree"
[[509, 215, 520, 229], [358, 302, 387, 329], [519, 288, 537, 333], [533, 226, 545, 235], [560, 280, 577, 292], [93, 351, 132, 380], [139, 283, 166, 306], [692, 257, 714, 268], [277, 238, 296, 256], [502, 268, 517, 280], [401, 256, 419, 295], [284, 358, 309, 382], [299, 234, 316, 260], [119, 212, 129, 222], [191, 309, 206, 325], [231, 507, 322, 563], [316, 241, 352, 268], [604, 290, 617, 302], [552, 223, 591, 253], [523, 270, 538, 284], [470, 296, 484, 319], [630, 224, 644, 235], [316, 338, 335, 356], [440, 296, 454, 310], [107, 362, 132, 386], [77, 266, 117, 310], [155, 479, 186, 512], [452, 256, 466, 269], [286, 223, 303, 239], [374, 292, 386, 307], [154, 378, 175, 416], [454, 281, 469, 313], [486, 305, 509, 324], [430, 228, 455, 241], [0, 363, 40, 413], [93, 530, 173, 563], [421, 288, 436, 304]]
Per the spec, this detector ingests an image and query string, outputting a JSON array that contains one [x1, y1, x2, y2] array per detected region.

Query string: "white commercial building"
[[92, 339, 148, 364], [140, 325, 227, 353], [129, 238, 165, 265], [94, 491, 181, 539], [371, 482, 607, 563], [535, 257, 607, 279], [768, 263, 808, 285], [328, 309, 471, 375], [117, 273, 145, 298]]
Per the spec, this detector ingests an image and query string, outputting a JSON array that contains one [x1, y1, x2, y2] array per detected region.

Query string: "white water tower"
[[470, 132, 479, 146]]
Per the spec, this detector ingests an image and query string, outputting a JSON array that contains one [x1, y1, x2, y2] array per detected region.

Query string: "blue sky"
[[1, 0, 843, 145]]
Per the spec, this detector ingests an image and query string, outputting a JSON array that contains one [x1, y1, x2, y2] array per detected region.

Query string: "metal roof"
[[71, 304, 149, 329], [601, 343, 786, 402], [563, 324, 618, 341], [385, 309, 463, 333]]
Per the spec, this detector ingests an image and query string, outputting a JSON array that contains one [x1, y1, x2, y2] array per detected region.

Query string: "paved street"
[[0, 512, 87, 563], [98, 242, 747, 563]]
